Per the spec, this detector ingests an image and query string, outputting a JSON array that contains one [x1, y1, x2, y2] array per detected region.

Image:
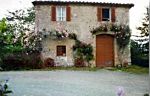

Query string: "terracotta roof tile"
[[32, 0, 134, 8]]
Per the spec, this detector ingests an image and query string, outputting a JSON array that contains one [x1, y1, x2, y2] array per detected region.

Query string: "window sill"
[[56, 55, 66, 57]]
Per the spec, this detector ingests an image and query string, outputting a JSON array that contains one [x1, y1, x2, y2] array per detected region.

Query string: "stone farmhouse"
[[32, 0, 134, 67]]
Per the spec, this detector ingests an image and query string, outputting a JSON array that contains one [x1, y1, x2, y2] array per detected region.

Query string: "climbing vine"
[[111, 24, 131, 49], [90, 23, 131, 49], [73, 40, 94, 67]]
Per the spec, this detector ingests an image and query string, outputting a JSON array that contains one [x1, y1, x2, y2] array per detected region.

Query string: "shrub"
[[144, 93, 149, 96], [44, 58, 55, 67], [74, 58, 85, 67], [73, 40, 94, 66], [1, 51, 43, 70], [132, 57, 149, 67], [131, 40, 149, 67]]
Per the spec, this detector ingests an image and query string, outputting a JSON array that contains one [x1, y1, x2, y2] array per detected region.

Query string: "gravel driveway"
[[0, 70, 149, 96]]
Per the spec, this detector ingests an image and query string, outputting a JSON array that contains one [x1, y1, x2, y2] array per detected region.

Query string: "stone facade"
[[34, 2, 133, 67], [41, 37, 75, 66]]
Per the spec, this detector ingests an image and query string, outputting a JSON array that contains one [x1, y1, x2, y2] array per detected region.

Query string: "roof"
[[32, 0, 134, 8]]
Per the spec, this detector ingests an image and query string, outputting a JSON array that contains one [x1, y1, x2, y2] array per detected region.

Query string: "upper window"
[[51, 6, 71, 21], [102, 8, 110, 21], [56, 6, 66, 21], [97, 7, 115, 22], [56, 46, 66, 56]]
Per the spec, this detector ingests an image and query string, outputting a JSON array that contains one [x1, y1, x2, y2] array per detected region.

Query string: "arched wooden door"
[[96, 34, 114, 67]]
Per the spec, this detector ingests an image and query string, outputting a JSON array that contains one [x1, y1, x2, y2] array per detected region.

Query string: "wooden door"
[[96, 35, 114, 67]]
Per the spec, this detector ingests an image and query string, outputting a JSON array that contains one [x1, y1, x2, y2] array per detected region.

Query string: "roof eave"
[[32, 1, 134, 8]]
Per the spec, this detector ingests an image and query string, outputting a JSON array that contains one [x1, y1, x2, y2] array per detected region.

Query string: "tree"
[[0, 7, 43, 70], [0, 18, 17, 66], [131, 8, 149, 67], [136, 7, 149, 56], [0, 8, 35, 61], [137, 7, 149, 37], [0, 18, 17, 55], [5, 7, 41, 52]]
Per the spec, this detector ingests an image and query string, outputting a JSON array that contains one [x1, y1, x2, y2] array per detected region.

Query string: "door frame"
[[96, 34, 115, 67]]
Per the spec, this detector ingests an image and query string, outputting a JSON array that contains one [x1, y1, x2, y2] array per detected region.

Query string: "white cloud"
[[130, 0, 149, 36], [0, 0, 33, 18]]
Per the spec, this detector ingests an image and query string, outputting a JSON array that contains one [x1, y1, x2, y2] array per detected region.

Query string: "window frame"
[[56, 45, 66, 56], [56, 6, 66, 21], [102, 8, 111, 21]]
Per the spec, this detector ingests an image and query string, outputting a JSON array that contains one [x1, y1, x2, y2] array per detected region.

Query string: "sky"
[[0, 0, 149, 38]]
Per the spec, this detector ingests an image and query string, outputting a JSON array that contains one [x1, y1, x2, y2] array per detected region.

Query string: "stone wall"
[[41, 37, 75, 66], [35, 4, 131, 67]]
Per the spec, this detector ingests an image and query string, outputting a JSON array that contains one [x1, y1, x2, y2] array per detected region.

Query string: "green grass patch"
[[107, 65, 149, 74], [31, 66, 100, 71], [2, 64, 148, 74]]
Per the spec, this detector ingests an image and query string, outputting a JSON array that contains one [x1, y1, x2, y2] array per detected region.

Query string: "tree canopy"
[[0, 7, 42, 58], [131, 7, 149, 67], [137, 7, 149, 37]]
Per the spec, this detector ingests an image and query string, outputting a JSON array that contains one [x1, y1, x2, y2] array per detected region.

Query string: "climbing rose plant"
[[90, 23, 131, 49], [73, 40, 94, 67], [50, 29, 69, 39], [47, 23, 77, 40], [111, 24, 131, 49]]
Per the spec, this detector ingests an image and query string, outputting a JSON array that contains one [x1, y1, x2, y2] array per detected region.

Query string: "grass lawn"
[[31, 65, 149, 74], [107, 65, 149, 74], [32, 66, 100, 71], [2, 64, 148, 74]]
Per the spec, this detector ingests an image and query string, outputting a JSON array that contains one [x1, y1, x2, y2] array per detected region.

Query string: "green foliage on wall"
[[90, 24, 131, 49], [73, 40, 94, 66], [112, 25, 131, 49]]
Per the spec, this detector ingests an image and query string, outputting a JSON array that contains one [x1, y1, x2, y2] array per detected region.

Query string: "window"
[[56, 6, 66, 21], [57, 46, 66, 56], [51, 6, 71, 21], [102, 8, 110, 21], [97, 7, 115, 22]]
